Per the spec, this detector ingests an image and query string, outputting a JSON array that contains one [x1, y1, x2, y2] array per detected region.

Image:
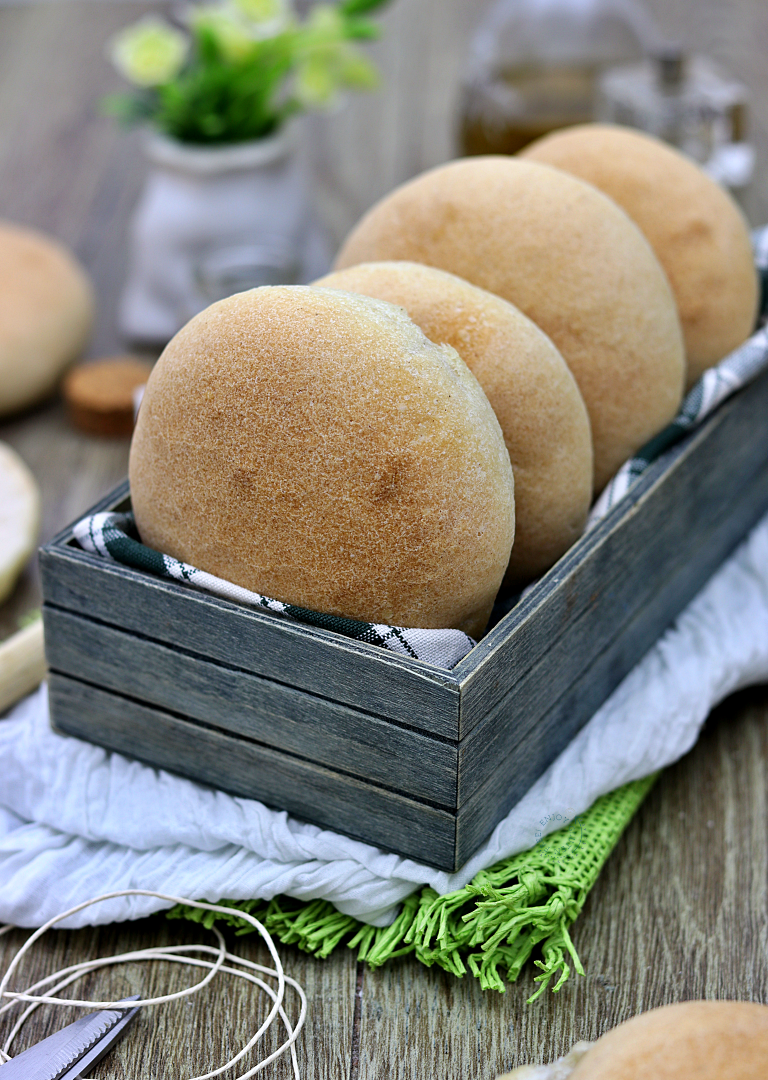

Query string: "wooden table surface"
[[1, 2, 767, 1077]]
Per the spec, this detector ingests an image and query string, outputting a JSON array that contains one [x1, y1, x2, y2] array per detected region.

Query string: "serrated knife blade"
[[0, 995, 140, 1080]]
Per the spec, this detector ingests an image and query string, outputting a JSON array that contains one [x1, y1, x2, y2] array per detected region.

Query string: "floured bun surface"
[[570, 1000, 768, 1079], [335, 156, 685, 493], [129, 286, 515, 639], [522, 124, 759, 386], [0, 221, 94, 416], [314, 261, 592, 586]]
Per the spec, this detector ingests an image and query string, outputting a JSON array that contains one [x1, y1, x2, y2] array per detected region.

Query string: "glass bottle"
[[459, 0, 661, 157], [598, 49, 754, 191]]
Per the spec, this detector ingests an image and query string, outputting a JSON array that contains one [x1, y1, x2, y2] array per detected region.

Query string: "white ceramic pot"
[[119, 124, 331, 342]]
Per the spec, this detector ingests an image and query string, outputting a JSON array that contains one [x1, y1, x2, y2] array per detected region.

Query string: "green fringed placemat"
[[169, 774, 656, 1000]]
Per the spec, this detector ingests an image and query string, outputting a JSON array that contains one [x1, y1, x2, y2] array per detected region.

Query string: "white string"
[[0, 890, 307, 1080]]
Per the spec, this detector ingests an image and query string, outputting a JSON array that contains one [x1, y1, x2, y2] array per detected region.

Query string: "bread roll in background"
[[335, 156, 685, 493], [0, 221, 94, 416], [521, 124, 759, 387], [569, 1000, 768, 1079], [314, 261, 592, 587], [0, 441, 40, 605], [129, 286, 515, 639]]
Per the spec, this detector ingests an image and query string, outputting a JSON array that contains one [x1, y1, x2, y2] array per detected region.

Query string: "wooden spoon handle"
[[0, 619, 46, 714]]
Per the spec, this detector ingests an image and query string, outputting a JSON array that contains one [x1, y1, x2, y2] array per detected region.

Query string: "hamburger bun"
[[0, 221, 94, 416], [521, 124, 759, 386], [314, 261, 592, 586], [129, 286, 515, 639], [570, 1000, 768, 1079], [335, 156, 685, 492]]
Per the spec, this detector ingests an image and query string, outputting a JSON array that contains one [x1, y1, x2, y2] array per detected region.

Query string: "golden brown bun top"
[[314, 260, 592, 586], [521, 124, 758, 385], [571, 1001, 768, 1079], [129, 285, 515, 640], [0, 220, 94, 415], [335, 156, 685, 493]]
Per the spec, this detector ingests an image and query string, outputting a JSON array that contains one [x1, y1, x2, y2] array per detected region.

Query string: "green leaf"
[[339, 0, 392, 16]]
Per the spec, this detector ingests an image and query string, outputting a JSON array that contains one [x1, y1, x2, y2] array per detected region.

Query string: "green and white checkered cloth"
[[73, 513, 476, 669], [74, 227, 768, 670]]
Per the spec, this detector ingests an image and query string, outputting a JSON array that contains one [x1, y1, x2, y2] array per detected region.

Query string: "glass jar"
[[459, 0, 661, 157]]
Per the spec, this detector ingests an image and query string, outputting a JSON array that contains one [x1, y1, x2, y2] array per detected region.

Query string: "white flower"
[[233, 0, 293, 38], [109, 16, 189, 88], [294, 5, 378, 109], [190, 0, 293, 59]]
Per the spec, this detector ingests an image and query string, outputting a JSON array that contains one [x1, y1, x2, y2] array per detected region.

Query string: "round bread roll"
[[521, 124, 759, 386], [335, 156, 686, 493], [129, 286, 515, 639], [314, 261, 592, 586], [0, 441, 41, 605], [569, 1001, 768, 1079], [0, 221, 95, 416]]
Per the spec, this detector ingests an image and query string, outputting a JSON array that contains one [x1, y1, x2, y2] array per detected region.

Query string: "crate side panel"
[[43, 607, 458, 807], [48, 675, 458, 870], [455, 470, 768, 864], [457, 369, 768, 738], [39, 547, 461, 740], [456, 454, 768, 806]]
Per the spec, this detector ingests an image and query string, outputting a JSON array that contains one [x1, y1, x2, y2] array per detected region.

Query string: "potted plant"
[[107, 0, 390, 341]]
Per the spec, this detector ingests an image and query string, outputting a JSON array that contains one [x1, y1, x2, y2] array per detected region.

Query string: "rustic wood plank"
[[43, 605, 458, 807], [456, 368, 768, 738], [0, 914, 356, 1080], [48, 674, 460, 869]]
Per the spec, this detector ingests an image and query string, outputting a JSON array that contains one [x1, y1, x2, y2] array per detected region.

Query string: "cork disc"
[[129, 286, 515, 639], [64, 357, 154, 437]]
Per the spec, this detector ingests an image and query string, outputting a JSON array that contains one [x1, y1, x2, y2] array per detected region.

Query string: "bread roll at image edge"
[[129, 285, 515, 639], [334, 155, 686, 494], [569, 1000, 768, 1079], [0, 220, 94, 417], [313, 261, 593, 587], [521, 123, 759, 387]]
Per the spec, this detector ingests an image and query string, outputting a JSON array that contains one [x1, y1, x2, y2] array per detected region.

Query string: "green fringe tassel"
[[168, 774, 656, 1000]]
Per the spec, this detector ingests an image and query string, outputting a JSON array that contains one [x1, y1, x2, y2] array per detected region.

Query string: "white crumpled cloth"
[[3, 511, 768, 930]]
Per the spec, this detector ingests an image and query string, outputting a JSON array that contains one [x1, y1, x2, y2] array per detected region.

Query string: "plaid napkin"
[[73, 513, 476, 669], [74, 227, 768, 669]]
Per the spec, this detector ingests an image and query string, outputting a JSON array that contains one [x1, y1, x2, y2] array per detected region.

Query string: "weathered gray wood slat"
[[455, 368, 768, 738], [39, 548, 462, 741], [455, 453, 768, 810], [43, 605, 458, 807], [48, 674, 460, 869], [455, 459, 768, 861]]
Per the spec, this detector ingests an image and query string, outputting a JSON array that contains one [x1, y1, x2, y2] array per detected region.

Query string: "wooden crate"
[[40, 369, 768, 870]]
